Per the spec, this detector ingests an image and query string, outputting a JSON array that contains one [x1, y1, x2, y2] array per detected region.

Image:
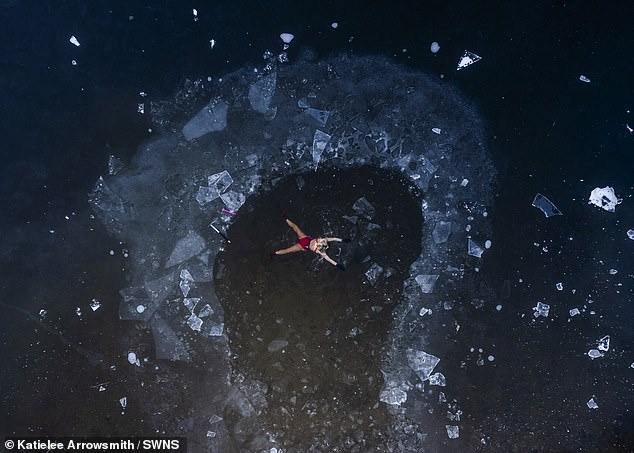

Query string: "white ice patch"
[[280, 33, 294, 44], [579, 75, 591, 83], [182, 99, 228, 140], [588, 186, 621, 212], [587, 398, 598, 409], [430, 42, 440, 53], [69, 35, 80, 46], [406, 348, 440, 382], [456, 50, 481, 70]]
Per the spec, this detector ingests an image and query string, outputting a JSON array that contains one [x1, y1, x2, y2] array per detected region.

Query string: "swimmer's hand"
[[336, 262, 346, 271]]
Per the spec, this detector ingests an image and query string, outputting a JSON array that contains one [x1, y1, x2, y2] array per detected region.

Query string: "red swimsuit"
[[298, 236, 313, 250]]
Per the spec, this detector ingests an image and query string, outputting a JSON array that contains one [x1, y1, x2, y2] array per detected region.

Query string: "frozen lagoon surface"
[[89, 54, 497, 450]]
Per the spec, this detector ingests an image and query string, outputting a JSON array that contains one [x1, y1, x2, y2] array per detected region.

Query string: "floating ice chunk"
[[331, 22, 339, 29], [182, 99, 228, 140], [415, 274, 439, 294], [439, 392, 446, 403], [488, 355, 495, 362], [556, 282, 563, 291], [432, 221, 451, 244], [588, 186, 621, 212], [69, 35, 80, 46], [166, 231, 206, 268], [456, 50, 481, 70], [468, 239, 484, 258], [136, 305, 145, 314], [579, 75, 591, 83], [108, 155, 124, 176], [137, 103, 144, 114], [379, 384, 408, 406], [249, 72, 277, 114], [569, 308, 580, 317], [419, 307, 432, 317], [628, 229, 634, 240], [280, 33, 294, 44], [406, 348, 440, 381], [183, 297, 200, 313], [432, 127, 441, 134], [587, 349, 603, 359], [180, 280, 191, 297], [365, 263, 384, 286], [268, 339, 288, 352], [196, 186, 219, 206], [446, 425, 460, 439], [312, 129, 331, 169], [608, 268, 618, 275], [587, 398, 598, 409], [89, 176, 126, 213], [198, 304, 213, 318], [90, 299, 102, 311], [352, 197, 375, 218], [484, 240, 492, 249], [533, 302, 550, 318], [429, 372, 446, 386], [532, 193, 562, 217], [187, 313, 203, 331], [180, 269, 194, 281], [304, 108, 330, 126], [220, 191, 246, 212], [597, 335, 610, 352], [430, 42, 440, 53], [197, 170, 233, 206], [209, 323, 224, 336], [75, 307, 82, 316], [206, 431, 216, 438], [151, 315, 191, 361], [119, 397, 127, 409], [127, 352, 140, 366]]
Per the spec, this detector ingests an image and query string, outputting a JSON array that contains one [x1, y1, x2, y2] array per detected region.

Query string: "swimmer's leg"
[[285, 219, 307, 239], [273, 243, 304, 255]]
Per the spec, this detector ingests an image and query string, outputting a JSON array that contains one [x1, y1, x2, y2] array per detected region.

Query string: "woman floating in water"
[[272, 212, 348, 270]]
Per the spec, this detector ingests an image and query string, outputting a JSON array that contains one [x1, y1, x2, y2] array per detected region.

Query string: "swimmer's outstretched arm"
[[324, 237, 342, 242], [318, 251, 338, 266]]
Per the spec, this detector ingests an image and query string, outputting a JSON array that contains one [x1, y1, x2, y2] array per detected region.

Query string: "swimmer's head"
[[316, 238, 328, 252]]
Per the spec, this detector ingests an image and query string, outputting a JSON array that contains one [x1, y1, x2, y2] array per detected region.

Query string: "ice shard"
[[406, 348, 440, 382], [165, 231, 206, 268], [182, 99, 228, 140], [365, 263, 384, 286], [150, 315, 191, 361], [432, 221, 452, 244], [415, 274, 439, 294], [89, 177, 125, 213], [352, 197, 376, 219], [220, 191, 246, 212], [588, 186, 621, 212], [446, 425, 460, 439], [456, 50, 482, 70], [304, 108, 330, 126], [379, 384, 408, 406], [248, 72, 277, 113], [312, 129, 331, 169], [468, 239, 485, 258], [532, 193, 562, 217], [533, 302, 550, 318]]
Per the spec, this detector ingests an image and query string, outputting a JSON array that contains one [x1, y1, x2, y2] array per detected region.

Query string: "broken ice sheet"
[[587, 349, 603, 359], [196, 170, 233, 206], [533, 301, 550, 318], [90, 298, 102, 311], [532, 193, 562, 217], [415, 274, 439, 294], [220, 191, 246, 212], [108, 155, 124, 176], [406, 348, 440, 381], [209, 323, 224, 336], [198, 304, 213, 318], [183, 297, 200, 313], [165, 231, 206, 268], [182, 99, 228, 140], [588, 186, 621, 212], [446, 425, 460, 439], [468, 239, 484, 258], [379, 384, 408, 406], [597, 335, 610, 352], [456, 50, 481, 70], [312, 129, 331, 169], [248, 72, 277, 113], [268, 338, 289, 352], [352, 196, 376, 219], [304, 108, 330, 127], [587, 398, 599, 409], [432, 220, 451, 244]]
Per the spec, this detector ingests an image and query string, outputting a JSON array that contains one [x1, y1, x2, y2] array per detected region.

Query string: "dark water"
[[1, 0, 633, 450]]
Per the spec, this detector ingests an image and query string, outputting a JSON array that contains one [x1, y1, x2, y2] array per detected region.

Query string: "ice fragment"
[[352, 197, 376, 218], [165, 231, 206, 268], [588, 349, 603, 359], [89, 177, 125, 213], [556, 282, 563, 291], [484, 240, 492, 249], [312, 129, 331, 169], [587, 398, 598, 409], [69, 36, 80, 47], [268, 339, 288, 352], [532, 193, 562, 217], [446, 425, 460, 439], [379, 385, 408, 406], [597, 335, 610, 352], [182, 99, 228, 140], [415, 274, 439, 293], [304, 108, 330, 126], [127, 352, 140, 366], [429, 372, 446, 386], [569, 308, 580, 317], [432, 221, 451, 244], [628, 229, 634, 240], [280, 33, 294, 44], [249, 72, 277, 113], [588, 186, 621, 212], [579, 75, 591, 83], [430, 42, 440, 53], [198, 304, 213, 318], [136, 305, 145, 314], [608, 268, 618, 275], [90, 299, 101, 311], [365, 263, 384, 286], [220, 191, 246, 212], [108, 155, 124, 176], [183, 298, 200, 313], [456, 50, 481, 70], [468, 239, 484, 258], [187, 313, 203, 331], [533, 302, 550, 318], [331, 22, 338, 28], [406, 348, 440, 381], [119, 397, 127, 409], [419, 307, 432, 317], [431, 127, 441, 134], [209, 323, 224, 336]]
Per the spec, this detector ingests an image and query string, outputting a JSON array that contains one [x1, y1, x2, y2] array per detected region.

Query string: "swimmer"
[[272, 212, 348, 270]]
